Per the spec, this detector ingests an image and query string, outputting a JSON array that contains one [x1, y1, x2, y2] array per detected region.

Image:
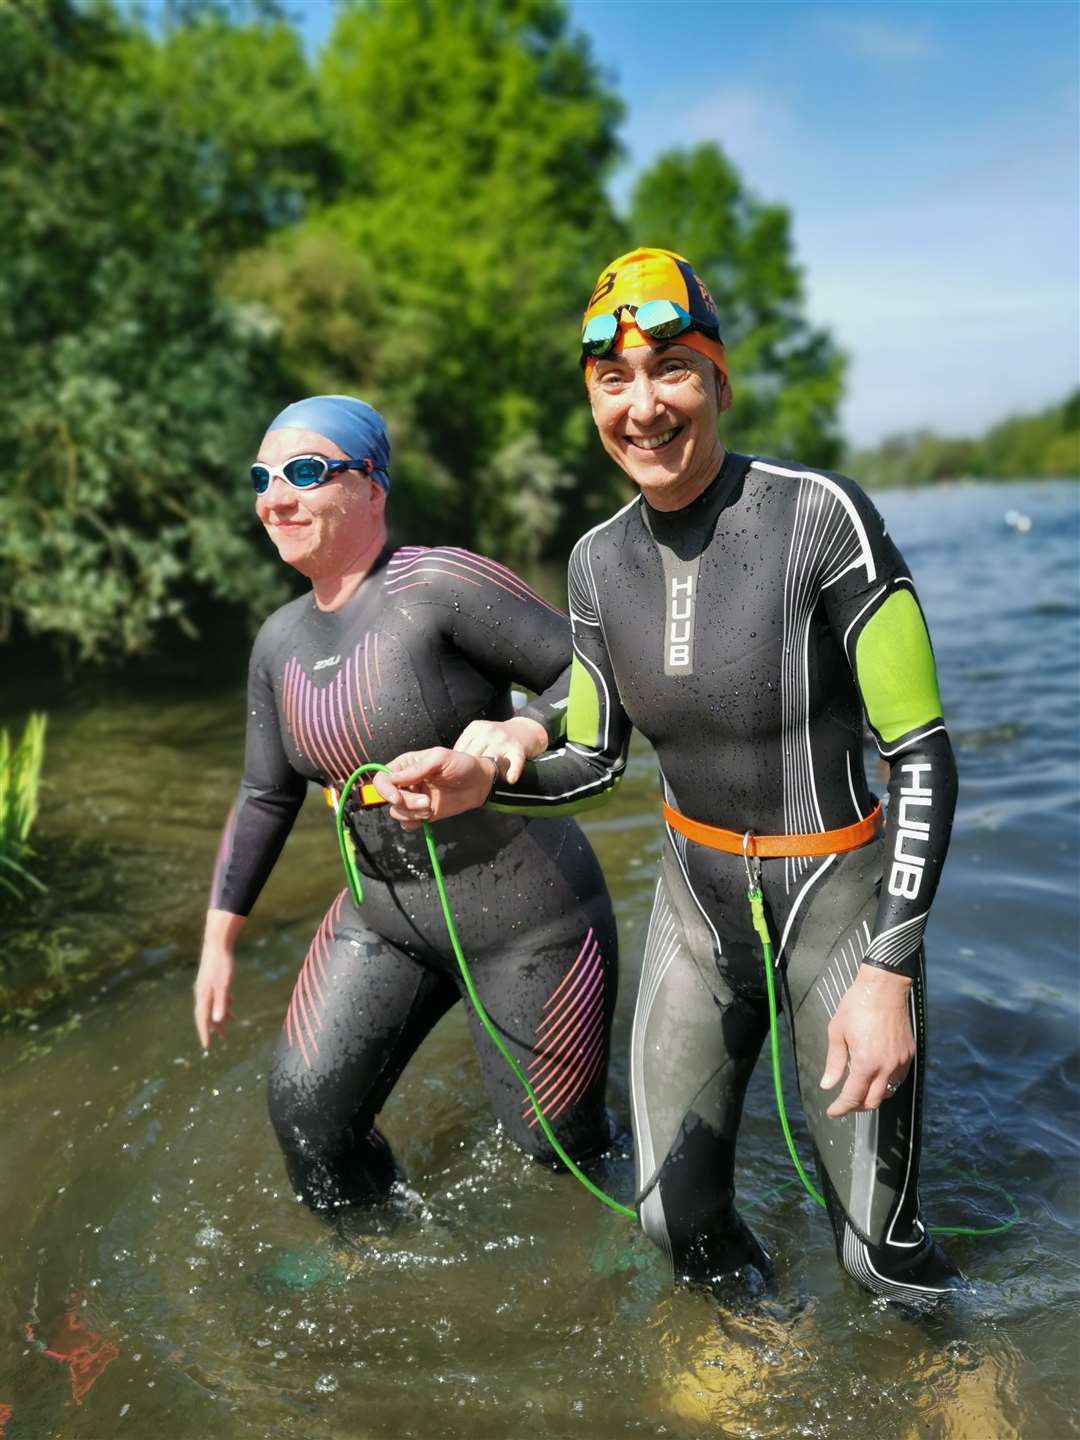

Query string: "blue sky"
[[297, 0, 1077, 446]]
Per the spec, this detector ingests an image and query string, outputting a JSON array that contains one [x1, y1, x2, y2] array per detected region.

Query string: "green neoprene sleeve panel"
[[487, 655, 618, 816], [855, 590, 943, 743], [566, 653, 602, 748]]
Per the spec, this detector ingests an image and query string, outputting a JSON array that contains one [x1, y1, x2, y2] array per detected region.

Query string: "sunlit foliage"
[[1, 0, 847, 660]]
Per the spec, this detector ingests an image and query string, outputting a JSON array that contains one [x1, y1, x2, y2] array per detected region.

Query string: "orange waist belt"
[[661, 801, 883, 858]]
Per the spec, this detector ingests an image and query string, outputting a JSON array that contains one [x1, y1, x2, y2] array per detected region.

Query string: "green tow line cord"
[[335, 764, 635, 1219], [334, 763, 1016, 1236], [750, 878, 1019, 1238]]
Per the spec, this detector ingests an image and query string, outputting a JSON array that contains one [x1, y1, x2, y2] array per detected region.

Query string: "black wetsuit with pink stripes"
[[210, 544, 617, 1212]]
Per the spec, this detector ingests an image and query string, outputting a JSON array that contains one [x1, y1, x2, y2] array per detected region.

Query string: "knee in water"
[[270, 1102, 400, 1213]]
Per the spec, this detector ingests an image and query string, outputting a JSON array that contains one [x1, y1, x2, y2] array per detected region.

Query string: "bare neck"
[[640, 442, 727, 513], [311, 523, 389, 611]]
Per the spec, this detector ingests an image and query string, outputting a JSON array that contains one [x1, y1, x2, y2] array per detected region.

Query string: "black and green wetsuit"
[[492, 452, 961, 1300]]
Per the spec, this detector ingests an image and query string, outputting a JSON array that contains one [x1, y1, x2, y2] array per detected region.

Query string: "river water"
[[0, 480, 1076, 1438]]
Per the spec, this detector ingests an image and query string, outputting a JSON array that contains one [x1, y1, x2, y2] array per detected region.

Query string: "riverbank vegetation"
[[849, 390, 1080, 490], [3, 0, 842, 663], [0, 715, 47, 902]]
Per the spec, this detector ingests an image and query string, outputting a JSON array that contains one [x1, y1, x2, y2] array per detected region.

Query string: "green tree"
[[308, 0, 626, 542], [1041, 429, 1080, 475], [976, 391, 1080, 477], [125, 0, 339, 255], [850, 389, 1079, 488], [627, 144, 846, 467], [0, 0, 294, 660], [0, 0, 859, 662], [222, 221, 463, 539]]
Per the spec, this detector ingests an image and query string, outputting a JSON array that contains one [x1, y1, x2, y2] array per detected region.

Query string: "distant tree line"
[[850, 391, 1080, 490], [2, 0, 846, 661]]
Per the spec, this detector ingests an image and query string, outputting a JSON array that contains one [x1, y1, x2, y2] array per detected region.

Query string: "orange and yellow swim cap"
[[581, 247, 727, 382]]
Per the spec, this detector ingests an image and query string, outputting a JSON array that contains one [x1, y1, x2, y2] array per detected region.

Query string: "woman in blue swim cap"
[[194, 396, 619, 1214]]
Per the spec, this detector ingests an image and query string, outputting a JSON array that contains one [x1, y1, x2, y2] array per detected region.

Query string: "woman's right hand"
[[194, 911, 245, 1050], [374, 716, 549, 830], [373, 748, 497, 830]]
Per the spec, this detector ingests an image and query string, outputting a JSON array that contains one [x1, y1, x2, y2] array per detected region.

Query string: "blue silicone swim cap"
[[267, 395, 391, 491]]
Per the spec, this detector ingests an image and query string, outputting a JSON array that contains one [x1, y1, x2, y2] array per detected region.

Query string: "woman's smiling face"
[[254, 426, 386, 580], [587, 342, 730, 510]]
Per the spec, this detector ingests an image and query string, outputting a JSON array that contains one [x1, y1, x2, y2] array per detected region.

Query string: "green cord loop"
[[332, 763, 1014, 1237], [334, 764, 636, 1219]]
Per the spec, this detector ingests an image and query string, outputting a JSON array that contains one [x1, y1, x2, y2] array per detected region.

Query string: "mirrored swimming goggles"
[[580, 300, 722, 359], [250, 454, 373, 495]]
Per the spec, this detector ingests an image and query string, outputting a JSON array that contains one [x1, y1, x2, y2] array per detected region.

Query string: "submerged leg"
[[783, 850, 963, 1302], [631, 851, 772, 1291], [267, 890, 456, 1212]]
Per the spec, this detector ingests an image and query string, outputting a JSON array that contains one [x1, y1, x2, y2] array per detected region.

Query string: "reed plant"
[[0, 713, 47, 899]]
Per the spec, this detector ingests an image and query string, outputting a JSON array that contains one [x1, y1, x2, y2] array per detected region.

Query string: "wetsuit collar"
[[640, 450, 751, 557]]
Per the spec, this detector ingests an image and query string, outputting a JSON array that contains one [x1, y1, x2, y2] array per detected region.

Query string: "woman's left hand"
[[453, 716, 548, 783], [820, 966, 915, 1116]]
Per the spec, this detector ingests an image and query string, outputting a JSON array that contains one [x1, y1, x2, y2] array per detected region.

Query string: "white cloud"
[[614, 83, 804, 208], [678, 88, 787, 151], [816, 13, 938, 62]]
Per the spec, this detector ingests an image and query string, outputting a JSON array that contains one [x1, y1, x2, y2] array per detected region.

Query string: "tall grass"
[[0, 713, 47, 899]]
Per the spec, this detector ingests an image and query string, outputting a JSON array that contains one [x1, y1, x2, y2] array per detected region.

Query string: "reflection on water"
[[0, 481, 1077, 1437], [25, 1297, 120, 1410]]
